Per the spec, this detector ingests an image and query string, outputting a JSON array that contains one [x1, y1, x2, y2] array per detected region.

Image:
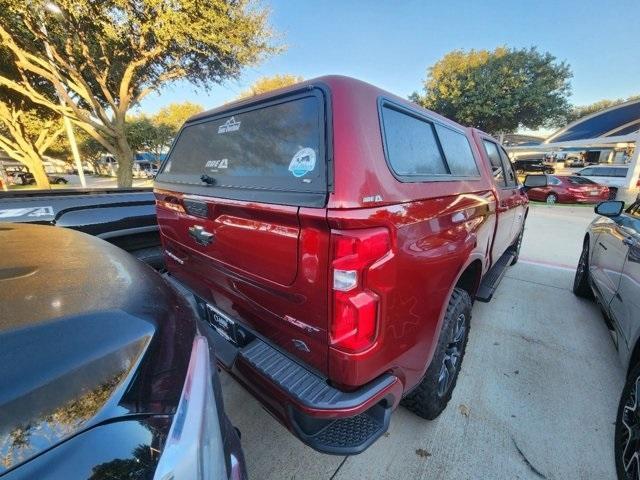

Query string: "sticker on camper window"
[[288, 148, 316, 178], [205, 158, 229, 170], [218, 116, 241, 134]]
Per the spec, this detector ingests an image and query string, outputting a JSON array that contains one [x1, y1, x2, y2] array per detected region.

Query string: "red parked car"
[[524, 174, 609, 204], [155, 76, 528, 454]]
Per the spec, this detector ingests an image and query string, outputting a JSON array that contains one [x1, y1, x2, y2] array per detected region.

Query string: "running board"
[[475, 251, 514, 302]]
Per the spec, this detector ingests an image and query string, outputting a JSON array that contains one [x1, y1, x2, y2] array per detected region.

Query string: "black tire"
[[573, 239, 593, 298], [401, 288, 472, 420], [615, 364, 640, 480], [546, 193, 558, 205], [55, 178, 67, 184], [610, 188, 619, 200]]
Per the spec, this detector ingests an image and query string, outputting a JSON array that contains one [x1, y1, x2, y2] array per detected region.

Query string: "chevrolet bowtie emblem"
[[188, 225, 214, 246]]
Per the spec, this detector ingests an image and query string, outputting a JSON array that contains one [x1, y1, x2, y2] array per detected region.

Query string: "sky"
[[137, 0, 640, 133]]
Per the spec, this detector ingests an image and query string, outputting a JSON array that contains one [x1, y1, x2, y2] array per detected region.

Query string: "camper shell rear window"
[[156, 90, 328, 207]]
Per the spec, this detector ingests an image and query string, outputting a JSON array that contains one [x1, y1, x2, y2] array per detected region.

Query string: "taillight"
[[330, 228, 391, 353]]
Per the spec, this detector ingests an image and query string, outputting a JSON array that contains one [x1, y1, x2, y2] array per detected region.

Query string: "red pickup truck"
[[155, 76, 528, 454]]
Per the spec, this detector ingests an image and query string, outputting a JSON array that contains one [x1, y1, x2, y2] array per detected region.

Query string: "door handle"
[[598, 242, 608, 251]]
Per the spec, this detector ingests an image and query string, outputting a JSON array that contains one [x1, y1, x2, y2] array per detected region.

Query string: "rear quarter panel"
[[327, 192, 496, 390]]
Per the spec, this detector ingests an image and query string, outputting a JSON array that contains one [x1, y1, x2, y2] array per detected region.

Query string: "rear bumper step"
[[163, 273, 401, 455], [240, 339, 397, 454]]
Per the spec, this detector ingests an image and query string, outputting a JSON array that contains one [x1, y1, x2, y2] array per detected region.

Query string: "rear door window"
[[156, 93, 326, 206], [482, 140, 506, 187]]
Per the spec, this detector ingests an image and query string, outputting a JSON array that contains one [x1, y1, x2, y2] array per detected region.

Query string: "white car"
[[575, 165, 632, 199]]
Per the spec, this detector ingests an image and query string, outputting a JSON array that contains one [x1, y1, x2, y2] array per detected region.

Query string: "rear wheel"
[[401, 288, 471, 420], [609, 188, 618, 200], [546, 193, 558, 204], [573, 239, 593, 298], [615, 364, 640, 480]]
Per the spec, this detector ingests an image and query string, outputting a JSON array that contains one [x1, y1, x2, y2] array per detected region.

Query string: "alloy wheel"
[[546, 194, 557, 205], [437, 313, 466, 397], [620, 375, 640, 479]]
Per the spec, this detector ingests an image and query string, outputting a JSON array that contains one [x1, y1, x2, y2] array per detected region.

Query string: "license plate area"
[[204, 303, 254, 348]]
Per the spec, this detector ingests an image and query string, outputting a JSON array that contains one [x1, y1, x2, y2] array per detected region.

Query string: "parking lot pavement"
[[221, 203, 625, 480]]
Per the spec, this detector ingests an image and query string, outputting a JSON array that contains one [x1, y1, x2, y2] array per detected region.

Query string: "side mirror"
[[595, 200, 624, 217], [523, 174, 548, 191]]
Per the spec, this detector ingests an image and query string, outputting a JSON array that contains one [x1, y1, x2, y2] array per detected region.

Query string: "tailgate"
[[155, 88, 332, 374], [158, 197, 331, 374]]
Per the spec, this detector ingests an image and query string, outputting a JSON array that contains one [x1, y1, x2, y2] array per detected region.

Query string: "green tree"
[[0, 48, 62, 188], [0, 0, 279, 187], [239, 74, 303, 98], [126, 115, 174, 162], [152, 101, 204, 132], [77, 134, 106, 175], [412, 47, 572, 135]]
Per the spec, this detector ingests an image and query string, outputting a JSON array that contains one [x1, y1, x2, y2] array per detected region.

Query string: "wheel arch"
[[454, 258, 483, 299], [627, 340, 640, 378]]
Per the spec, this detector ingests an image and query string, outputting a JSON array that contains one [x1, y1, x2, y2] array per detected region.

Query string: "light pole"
[[40, 2, 86, 188]]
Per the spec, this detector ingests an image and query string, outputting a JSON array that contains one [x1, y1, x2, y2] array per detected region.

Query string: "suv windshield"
[[157, 94, 326, 202]]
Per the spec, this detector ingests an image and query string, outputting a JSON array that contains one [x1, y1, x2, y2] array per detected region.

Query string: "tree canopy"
[[152, 102, 204, 132], [0, 0, 279, 186], [239, 74, 303, 98], [0, 46, 63, 187], [411, 47, 573, 135]]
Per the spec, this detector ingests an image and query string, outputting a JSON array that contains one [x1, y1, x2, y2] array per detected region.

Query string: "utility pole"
[[40, 3, 86, 188]]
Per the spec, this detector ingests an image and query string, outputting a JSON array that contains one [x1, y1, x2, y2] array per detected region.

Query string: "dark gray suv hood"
[[0, 223, 196, 474]]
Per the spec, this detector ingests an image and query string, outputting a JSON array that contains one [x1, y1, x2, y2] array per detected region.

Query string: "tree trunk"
[[24, 156, 51, 189], [114, 134, 134, 188]]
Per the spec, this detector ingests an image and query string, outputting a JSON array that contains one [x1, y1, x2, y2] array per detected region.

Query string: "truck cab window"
[[482, 140, 506, 187], [499, 147, 517, 187]]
